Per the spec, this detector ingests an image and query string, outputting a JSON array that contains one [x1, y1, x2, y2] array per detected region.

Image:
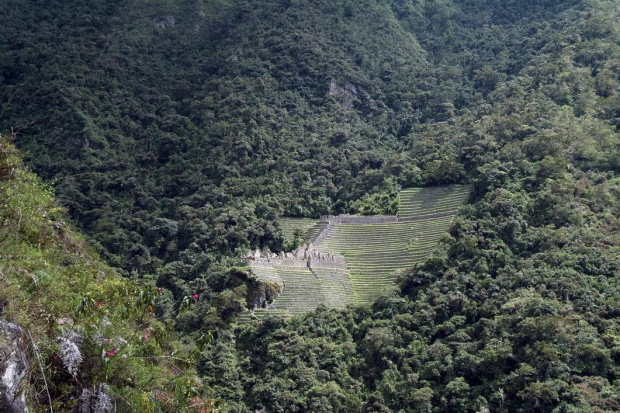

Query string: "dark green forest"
[[1, 0, 620, 411]]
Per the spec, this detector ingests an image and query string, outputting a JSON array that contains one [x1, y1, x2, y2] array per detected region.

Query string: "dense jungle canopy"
[[1, 0, 620, 411]]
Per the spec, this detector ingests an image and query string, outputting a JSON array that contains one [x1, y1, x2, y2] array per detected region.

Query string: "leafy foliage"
[[2, 0, 620, 411], [0, 135, 217, 412]]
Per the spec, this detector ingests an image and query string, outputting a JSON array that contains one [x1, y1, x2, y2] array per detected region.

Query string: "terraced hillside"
[[313, 216, 455, 302], [274, 264, 353, 313], [242, 185, 470, 319], [398, 185, 470, 219], [278, 218, 320, 244], [242, 255, 354, 320]]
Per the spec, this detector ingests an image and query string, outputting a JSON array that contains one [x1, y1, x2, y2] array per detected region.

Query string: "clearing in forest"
[[239, 184, 470, 321]]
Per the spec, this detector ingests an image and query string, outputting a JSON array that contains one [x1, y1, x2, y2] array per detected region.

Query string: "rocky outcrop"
[[328, 81, 367, 110], [0, 319, 28, 413], [154, 16, 175, 29], [77, 384, 115, 413], [246, 281, 282, 311]]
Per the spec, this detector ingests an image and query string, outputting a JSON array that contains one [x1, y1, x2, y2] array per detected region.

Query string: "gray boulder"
[[0, 319, 28, 413]]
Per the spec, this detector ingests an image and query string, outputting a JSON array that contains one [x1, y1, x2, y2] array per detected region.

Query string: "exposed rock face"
[[246, 282, 282, 311], [0, 319, 28, 413], [328, 80, 364, 110], [154, 16, 175, 29]]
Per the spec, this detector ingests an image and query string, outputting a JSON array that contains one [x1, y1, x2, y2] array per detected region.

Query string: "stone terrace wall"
[[311, 223, 333, 246], [320, 214, 398, 224], [249, 260, 275, 269], [244, 245, 348, 274], [308, 250, 348, 270], [275, 259, 308, 268]]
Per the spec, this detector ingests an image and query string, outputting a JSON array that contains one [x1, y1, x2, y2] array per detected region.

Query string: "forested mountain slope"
[[0, 136, 214, 411], [1, 0, 594, 282], [201, 1, 620, 409], [212, 84, 620, 411], [2, 0, 620, 411]]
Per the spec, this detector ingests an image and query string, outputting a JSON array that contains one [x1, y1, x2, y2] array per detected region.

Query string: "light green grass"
[[250, 185, 470, 313], [278, 217, 319, 243], [398, 185, 470, 218]]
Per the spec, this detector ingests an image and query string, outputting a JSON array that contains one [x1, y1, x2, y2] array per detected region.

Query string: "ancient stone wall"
[[245, 244, 348, 274], [320, 214, 398, 224], [249, 260, 275, 269], [311, 223, 333, 246], [308, 250, 348, 270], [274, 259, 307, 268]]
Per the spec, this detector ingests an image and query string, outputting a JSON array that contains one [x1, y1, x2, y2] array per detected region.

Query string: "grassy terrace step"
[[350, 247, 438, 256], [398, 185, 470, 219], [352, 276, 400, 282], [348, 265, 417, 271], [337, 218, 454, 230], [357, 248, 436, 257], [278, 217, 319, 243]]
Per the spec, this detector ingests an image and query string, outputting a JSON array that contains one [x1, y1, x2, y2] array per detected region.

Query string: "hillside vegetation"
[[1, 0, 585, 285], [3, 0, 612, 325], [0, 135, 216, 412], [1, 0, 620, 411]]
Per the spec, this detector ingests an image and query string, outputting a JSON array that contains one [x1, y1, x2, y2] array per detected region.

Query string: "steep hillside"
[[201, 1, 620, 411], [0, 0, 592, 292], [0, 135, 215, 412], [1, 0, 429, 278], [203, 66, 620, 412]]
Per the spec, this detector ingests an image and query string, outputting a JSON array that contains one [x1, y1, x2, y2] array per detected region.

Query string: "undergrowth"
[[0, 134, 218, 412]]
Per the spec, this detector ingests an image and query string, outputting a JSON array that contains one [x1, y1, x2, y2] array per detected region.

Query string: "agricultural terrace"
[[278, 217, 320, 244], [240, 259, 354, 321], [313, 215, 456, 303], [243, 185, 470, 318], [397, 185, 470, 219]]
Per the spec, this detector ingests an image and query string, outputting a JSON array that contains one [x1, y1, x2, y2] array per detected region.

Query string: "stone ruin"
[[244, 243, 348, 271], [241, 210, 431, 314], [244, 212, 407, 277], [243, 211, 413, 292], [307, 249, 348, 270], [319, 214, 398, 224]]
